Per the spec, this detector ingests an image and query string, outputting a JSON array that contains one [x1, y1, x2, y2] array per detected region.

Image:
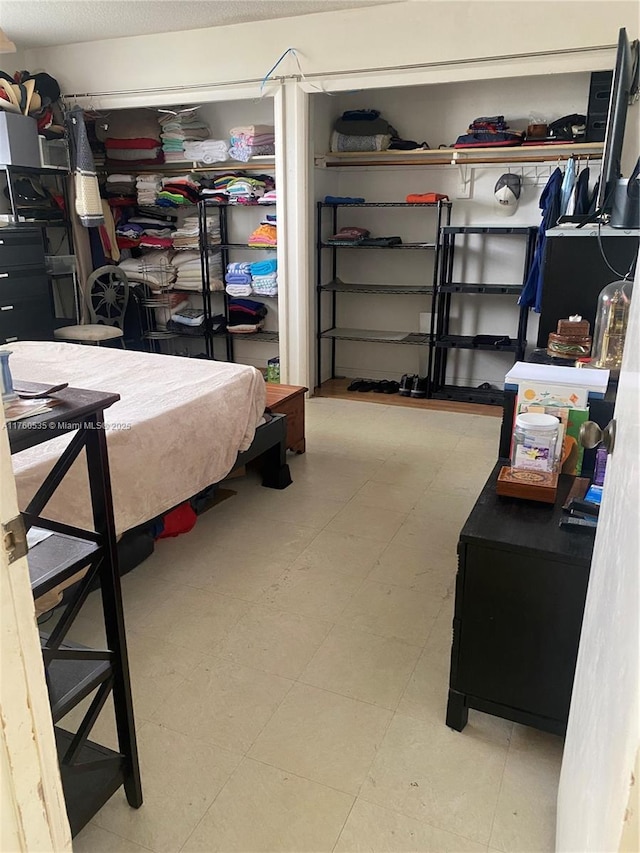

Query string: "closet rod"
[[62, 42, 615, 101]]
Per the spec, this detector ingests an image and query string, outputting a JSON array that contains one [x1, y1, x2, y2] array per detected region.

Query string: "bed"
[[10, 341, 285, 538]]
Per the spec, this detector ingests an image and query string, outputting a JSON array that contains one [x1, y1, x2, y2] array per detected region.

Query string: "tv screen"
[[596, 28, 636, 213]]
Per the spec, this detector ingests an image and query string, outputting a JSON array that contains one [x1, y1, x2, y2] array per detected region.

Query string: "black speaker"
[[586, 70, 613, 142]]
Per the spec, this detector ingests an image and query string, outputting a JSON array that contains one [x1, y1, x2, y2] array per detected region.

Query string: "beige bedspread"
[[10, 341, 266, 535]]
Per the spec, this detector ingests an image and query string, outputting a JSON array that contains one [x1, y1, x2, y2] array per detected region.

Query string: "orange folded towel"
[[405, 192, 449, 204]]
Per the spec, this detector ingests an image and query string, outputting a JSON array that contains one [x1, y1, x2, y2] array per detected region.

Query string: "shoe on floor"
[[399, 374, 415, 396], [410, 376, 429, 398], [381, 380, 400, 394], [347, 378, 366, 391]]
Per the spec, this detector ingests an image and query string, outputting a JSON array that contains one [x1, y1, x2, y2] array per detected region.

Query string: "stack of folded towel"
[[173, 250, 223, 292], [227, 176, 266, 204], [136, 173, 162, 206], [227, 298, 267, 334], [259, 189, 277, 205], [229, 125, 275, 162], [183, 139, 229, 164], [172, 215, 221, 250], [105, 174, 136, 204], [156, 175, 201, 207], [118, 250, 176, 291], [250, 258, 278, 297], [225, 262, 253, 297], [158, 111, 211, 162], [248, 222, 277, 248]]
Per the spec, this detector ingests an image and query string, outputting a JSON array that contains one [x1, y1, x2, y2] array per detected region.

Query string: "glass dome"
[[591, 278, 634, 373]]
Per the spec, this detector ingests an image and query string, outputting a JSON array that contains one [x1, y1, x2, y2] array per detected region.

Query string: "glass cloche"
[[591, 278, 634, 373]]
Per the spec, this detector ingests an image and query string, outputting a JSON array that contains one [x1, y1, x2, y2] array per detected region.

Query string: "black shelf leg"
[[84, 413, 142, 809], [446, 688, 469, 731]]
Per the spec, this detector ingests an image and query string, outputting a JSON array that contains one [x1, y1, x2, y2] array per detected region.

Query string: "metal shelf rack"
[[316, 200, 451, 390], [428, 225, 538, 406]]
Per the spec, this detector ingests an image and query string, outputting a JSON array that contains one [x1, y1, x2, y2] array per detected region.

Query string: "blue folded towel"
[[225, 273, 252, 284], [227, 262, 251, 274], [324, 195, 366, 205], [250, 258, 278, 276]]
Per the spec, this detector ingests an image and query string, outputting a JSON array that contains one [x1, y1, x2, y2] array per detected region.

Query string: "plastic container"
[[45, 254, 76, 275], [511, 412, 560, 473]]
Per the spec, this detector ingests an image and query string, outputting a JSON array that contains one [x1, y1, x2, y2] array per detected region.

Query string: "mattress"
[[10, 341, 266, 536]]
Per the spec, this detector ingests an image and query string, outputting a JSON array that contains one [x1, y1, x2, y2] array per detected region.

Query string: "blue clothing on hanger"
[[519, 167, 564, 312], [574, 167, 591, 215], [559, 157, 576, 217]]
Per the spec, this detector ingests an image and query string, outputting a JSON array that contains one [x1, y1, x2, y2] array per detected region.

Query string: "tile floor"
[[65, 397, 564, 853]]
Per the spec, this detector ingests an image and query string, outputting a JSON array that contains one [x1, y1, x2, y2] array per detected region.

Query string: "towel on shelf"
[[249, 258, 277, 276], [247, 223, 277, 247], [225, 273, 253, 285], [227, 261, 251, 274], [226, 283, 253, 297], [330, 131, 391, 153], [183, 140, 229, 164]]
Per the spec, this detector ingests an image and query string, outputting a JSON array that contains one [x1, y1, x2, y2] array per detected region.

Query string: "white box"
[[0, 112, 41, 168]]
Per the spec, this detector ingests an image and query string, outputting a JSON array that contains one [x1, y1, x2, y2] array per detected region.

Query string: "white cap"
[[494, 173, 522, 216]]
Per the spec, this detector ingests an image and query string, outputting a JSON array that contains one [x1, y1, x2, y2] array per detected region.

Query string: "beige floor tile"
[[350, 480, 426, 514], [154, 658, 292, 753], [95, 722, 241, 853], [182, 758, 353, 853], [390, 510, 461, 555], [326, 501, 408, 544], [412, 487, 477, 525], [338, 580, 440, 645], [367, 541, 456, 594], [369, 454, 442, 489], [237, 488, 346, 530], [286, 469, 371, 502], [300, 625, 422, 710], [250, 683, 392, 795], [188, 552, 291, 602], [293, 528, 388, 581], [189, 514, 319, 564], [258, 561, 363, 621], [360, 712, 511, 844], [489, 725, 564, 853], [135, 586, 249, 655], [211, 605, 331, 679], [73, 824, 153, 852], [396, 605, 454, 725], [335, 798, 486, 853]]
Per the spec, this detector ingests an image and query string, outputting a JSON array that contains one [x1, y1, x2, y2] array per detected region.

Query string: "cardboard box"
[[0, 112, 41, 168]]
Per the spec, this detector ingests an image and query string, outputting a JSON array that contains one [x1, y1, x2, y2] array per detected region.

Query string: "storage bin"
[[0, 112, 41, 168], [45, 254, 76, 275], [38, 136, 70, 171]]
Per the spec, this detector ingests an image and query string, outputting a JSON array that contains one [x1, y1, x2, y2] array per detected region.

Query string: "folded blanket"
[[226, 283, 253, 297], [324, 196, 365, 205], [106, 137, 160, 150], [330, 131, 391, 153], [405, 192, 449, 204], [183, 140, 229, 164]]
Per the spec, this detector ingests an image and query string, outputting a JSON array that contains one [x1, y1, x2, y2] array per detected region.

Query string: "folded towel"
[[330, 131, 391, 153], [225, 273, 253, 284], [405, 192, 449, 204], [324, 195, 365, 205], [226, 283, 253, 297], [249, 258, 277, 276]]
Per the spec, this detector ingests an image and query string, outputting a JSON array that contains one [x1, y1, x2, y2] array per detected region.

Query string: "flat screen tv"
[[595, 27, 638, 214]]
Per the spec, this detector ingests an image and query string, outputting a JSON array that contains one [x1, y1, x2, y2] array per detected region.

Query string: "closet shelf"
[[319, 201, 452, 208], [225, 330, 279, 343], [28, 532, 100, 600], [101, 157, 275, 175], [320, 280, 432, 295], [439, 282, 522, 294], [321, 327, 431, 345], [442, 226, 538, 235], [319, 242, 436, 250], [317, 142, 604, 168], [435, 334, 519, 352], [42, 637, 112, 723]]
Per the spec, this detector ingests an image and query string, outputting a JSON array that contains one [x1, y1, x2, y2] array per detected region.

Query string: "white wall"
[[18, 2, 638, 97]]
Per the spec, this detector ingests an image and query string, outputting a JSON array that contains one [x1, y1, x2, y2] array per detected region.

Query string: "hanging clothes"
[[574, 167, 591, 215], [558, 156, 576, 218], [519, 167, 563, 312], [65, 105, 104, 228]]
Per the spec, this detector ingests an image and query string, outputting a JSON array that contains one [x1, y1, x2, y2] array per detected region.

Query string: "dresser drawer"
[[0, 268, 50, 303], [0, 294, 55, 343], [0, 228, 45, 269]]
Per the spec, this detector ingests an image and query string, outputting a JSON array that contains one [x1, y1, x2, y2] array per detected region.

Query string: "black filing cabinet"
[[0, 227, 55, 344], [446, 462, 595, 736]]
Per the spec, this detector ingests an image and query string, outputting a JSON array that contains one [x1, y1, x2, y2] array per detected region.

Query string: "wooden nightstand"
[[265, 383, 307, 454]]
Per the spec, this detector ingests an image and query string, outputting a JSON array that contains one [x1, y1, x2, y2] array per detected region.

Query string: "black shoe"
[[399, 374, 415, 396], [381, 380, 400, 394], [357, 380, 376, 392], [347, 378, 367, 391], [410, 376, 429, 398]]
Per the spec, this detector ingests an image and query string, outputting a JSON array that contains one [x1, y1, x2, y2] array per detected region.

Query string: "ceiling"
[[1, 0, 398, 49]]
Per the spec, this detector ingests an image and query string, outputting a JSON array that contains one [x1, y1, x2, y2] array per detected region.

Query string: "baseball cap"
[[494, 173, 522, 216]]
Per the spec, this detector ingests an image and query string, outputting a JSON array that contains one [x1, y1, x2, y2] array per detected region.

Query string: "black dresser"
[[0, 227, 55, 345]]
